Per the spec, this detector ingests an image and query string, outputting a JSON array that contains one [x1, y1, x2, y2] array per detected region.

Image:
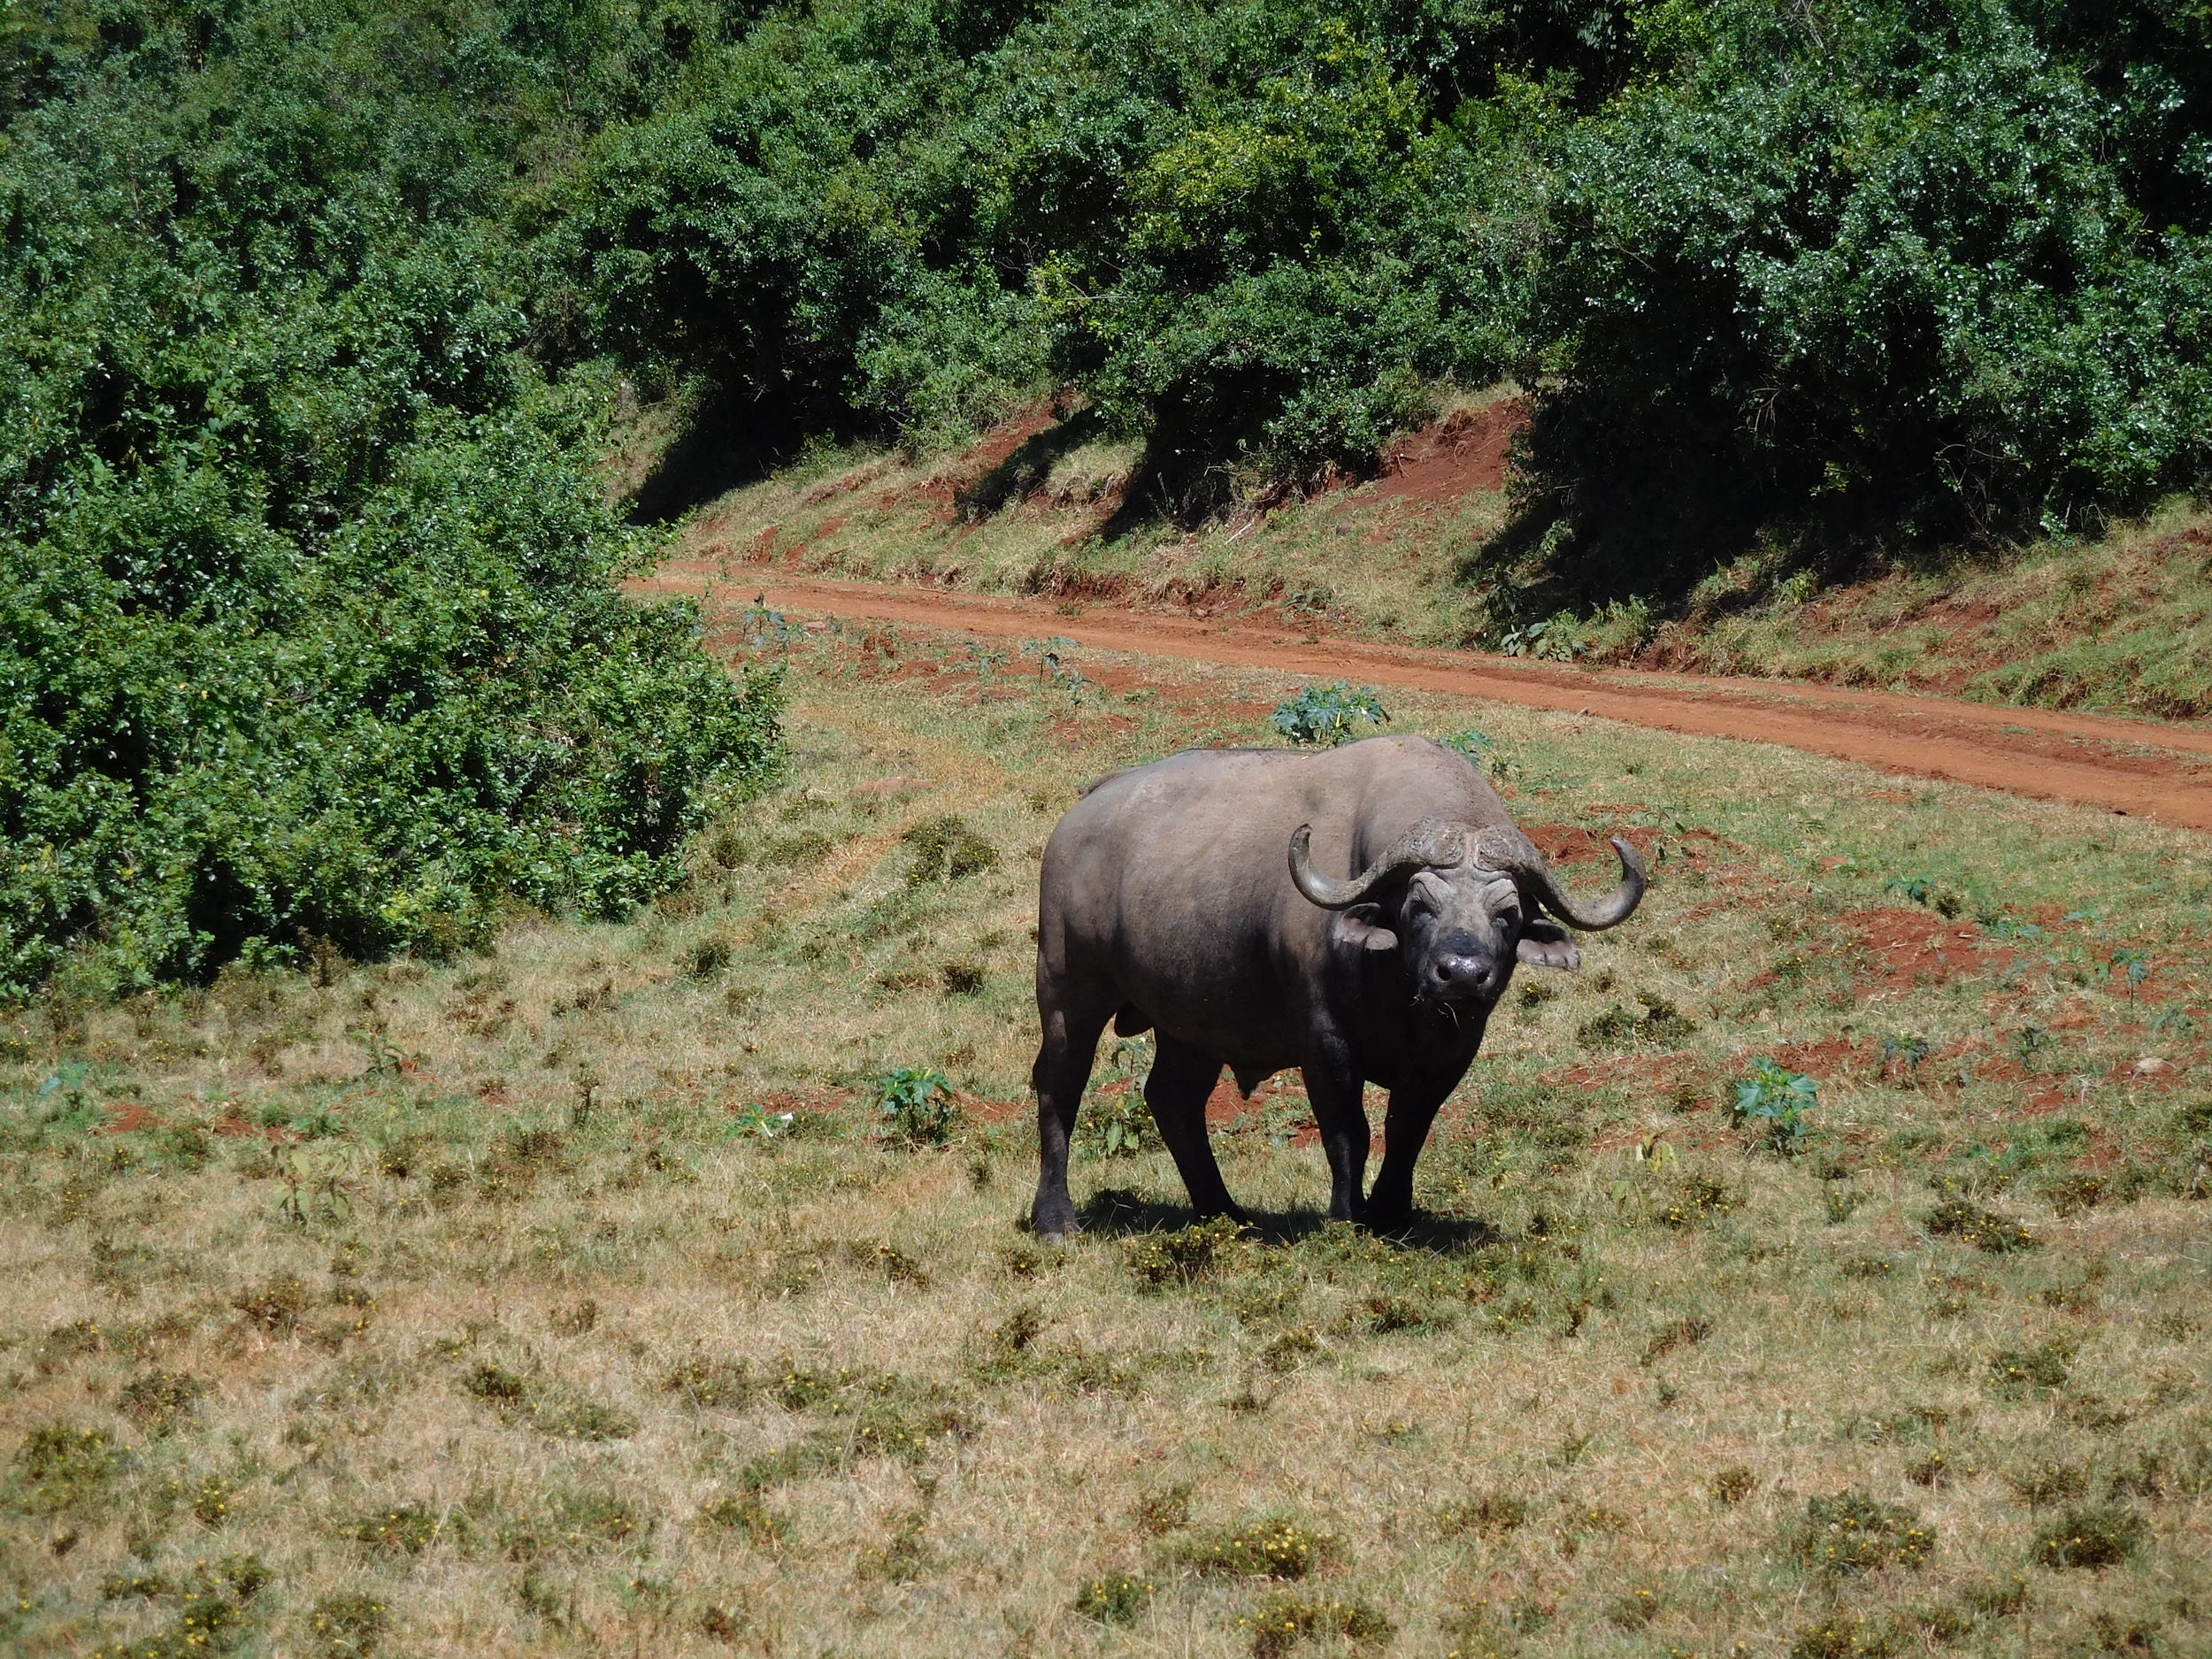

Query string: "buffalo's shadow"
[[1075, 1187, 1499, 1254]]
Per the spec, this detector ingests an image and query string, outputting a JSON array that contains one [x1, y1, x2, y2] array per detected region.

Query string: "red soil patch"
[[1771, 1037, 1875, 1078], [1519, 820, 1659, 870], [1539, 1050, 1703, 1094], [2111, 1054, 2192, 1089], [1369, 398, 1529, 504], [1048, 713, 1135, 743], [104, 1102, 158, 1133], [211, 1106, 296, 1141], [1844, 907, 2015, 993]]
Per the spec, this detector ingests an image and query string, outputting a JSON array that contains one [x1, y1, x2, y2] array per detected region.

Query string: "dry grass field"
[[4, 619, 2209, 1659]]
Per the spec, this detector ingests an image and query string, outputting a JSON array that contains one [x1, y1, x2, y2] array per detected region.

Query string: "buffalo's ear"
[[1517, 918, 1580, 971], [1332, 902, 1400, 956]]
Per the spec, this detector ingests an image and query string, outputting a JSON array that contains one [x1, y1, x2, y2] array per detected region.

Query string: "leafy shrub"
[[462, 1363, 531, 1405], [349, 1501, 442, 1555], [2005, 1459, 2089, 1509], [699, 1492, 787, 1545], [233, 1275, 312, 1334], [81, 1555, 270, 1659], [12, 1424, 122, 1513], [1709, 1465, 1756, 1505], [1133, 1481, 1194, 1534], [1789, 1614, 1900, 1659], [1657, 1171, 1737, 1228], [1271, 683, 1389, 748], [1125, 1216, 1248, 1289], [1438, 1492, 1530, 1535], [902, 816, 1000, 887], [1522, 1, 2212, 587], [1735, 1059, 1817, 1154], [117, 1371, 208, 1435], [496, 1488, 642, 1558], [1076, 1088, 1155, 1159], [0, 1, 784, 1002], [306, 1590, 389, 1659], [873, 1067, 958, 1146], [1986, 1339, 2076, 1394]]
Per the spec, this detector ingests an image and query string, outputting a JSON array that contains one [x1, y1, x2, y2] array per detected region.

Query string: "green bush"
[[873, 1067, 958, 1146], [0, 0, 782, 1000], [1271, 682, 1389, 748], [1519, 0, 2212, 588]]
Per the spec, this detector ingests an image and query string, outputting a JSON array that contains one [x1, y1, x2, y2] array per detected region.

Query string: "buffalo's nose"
[[1432, 955, 1496, 999]]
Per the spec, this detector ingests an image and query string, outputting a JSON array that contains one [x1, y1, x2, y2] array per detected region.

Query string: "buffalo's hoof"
[[1032, 1203, 1080, 1244], [1357, 1204, 1417, 1236]]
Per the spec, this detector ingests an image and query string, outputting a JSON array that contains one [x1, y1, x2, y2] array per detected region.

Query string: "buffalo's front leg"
[[1031, 997, 1110, 1240], [1145, 1034, 1245, 1222], [1364, 1072, 1460, 1231], [1301, 1050, 1371, 1222]]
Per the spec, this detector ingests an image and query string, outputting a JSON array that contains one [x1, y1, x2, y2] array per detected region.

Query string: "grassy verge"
[[4, 626, 2209, 1657], [668, 391, 1516, 649], [1625, 508, 2212, 718]]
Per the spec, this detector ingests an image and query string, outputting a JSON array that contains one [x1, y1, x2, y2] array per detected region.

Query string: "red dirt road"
[[644, 564, 2212, 832]]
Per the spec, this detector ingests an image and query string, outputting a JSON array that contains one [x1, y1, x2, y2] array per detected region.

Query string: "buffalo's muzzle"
[[1429, 953, 1499, 1002]]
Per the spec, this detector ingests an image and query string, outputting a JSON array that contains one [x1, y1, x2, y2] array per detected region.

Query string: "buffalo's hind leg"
[[1145, 1034, 1245, 1224], [1032, 993, 1112, 1242]]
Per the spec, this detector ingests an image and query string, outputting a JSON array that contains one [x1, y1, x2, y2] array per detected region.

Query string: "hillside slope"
[[662, 397, 2212, 724]]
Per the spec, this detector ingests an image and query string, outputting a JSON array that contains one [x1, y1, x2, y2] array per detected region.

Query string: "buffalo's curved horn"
[[1287, 818, 1468, 910], [1471, 826, 1647, 931]]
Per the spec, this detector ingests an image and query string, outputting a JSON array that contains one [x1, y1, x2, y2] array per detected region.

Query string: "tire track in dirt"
[[643, 564, 2212, 833]]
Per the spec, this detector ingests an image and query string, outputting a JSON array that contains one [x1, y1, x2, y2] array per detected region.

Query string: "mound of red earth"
[[1368, 397, 1530, 504]]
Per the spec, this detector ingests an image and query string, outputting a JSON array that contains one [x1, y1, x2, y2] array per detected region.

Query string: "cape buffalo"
[[1029, 734, 1646, 1239]]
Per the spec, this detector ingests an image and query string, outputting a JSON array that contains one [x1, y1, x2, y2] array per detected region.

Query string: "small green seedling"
[[874, 1068, 956, 1146], [1497, 613, 1586, 661], [1444, 727, 1510, 778], [1882, 1034, 1931, 1077], [1735, 1059, 1816, 1154], [2108, 947, 2151, 1010], [964, 642, 1010, 702], [277, 1146, 354, 1227], [37, 1063, 98, 1131], [733, 1104, 795, 1141], [1271, 683, 1388, 748], [1444, 728, 1491, 760], [741, 602, 807, 650]]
